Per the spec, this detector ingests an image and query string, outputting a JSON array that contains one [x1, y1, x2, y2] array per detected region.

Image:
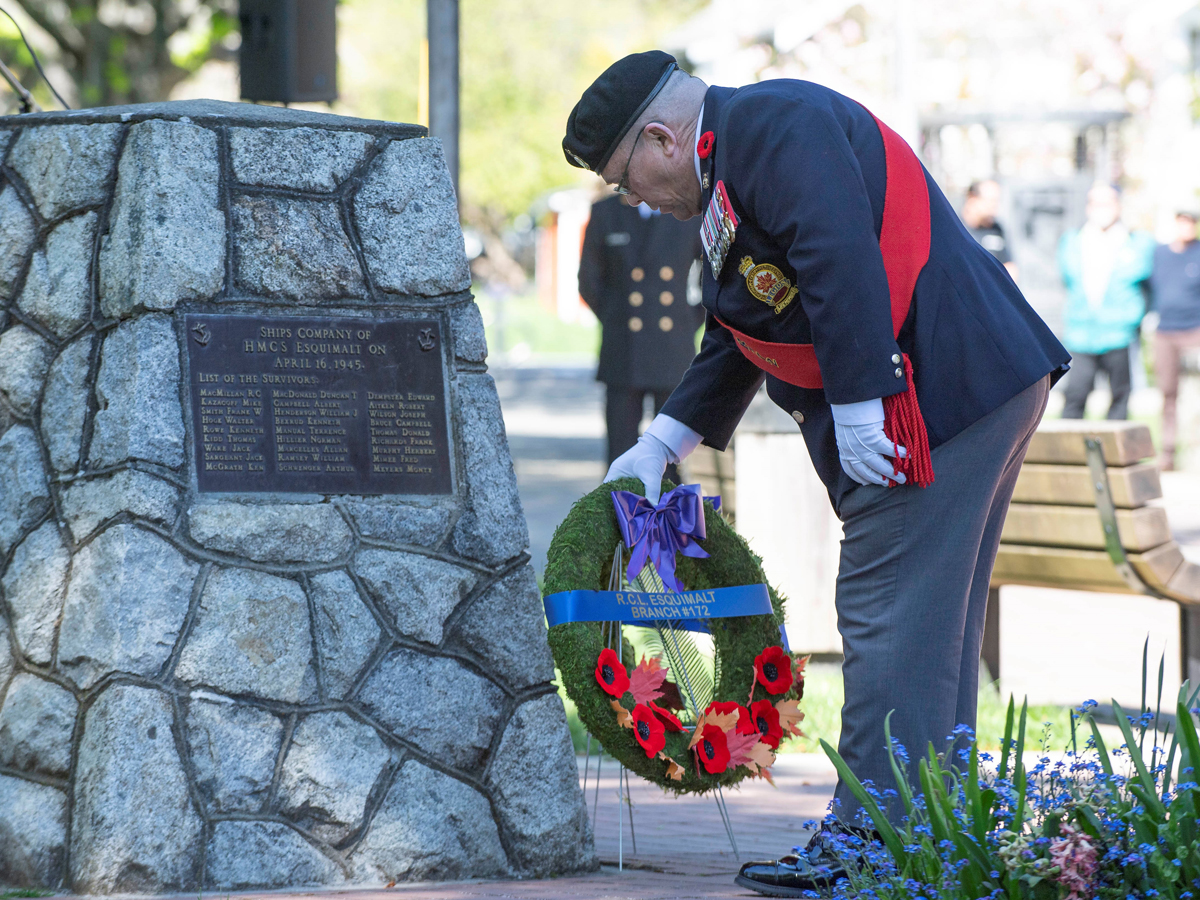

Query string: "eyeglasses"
[[614, 124, 655, 195]]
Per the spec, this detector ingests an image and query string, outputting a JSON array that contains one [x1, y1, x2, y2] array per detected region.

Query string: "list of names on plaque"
[[186, 315, 452, 494]]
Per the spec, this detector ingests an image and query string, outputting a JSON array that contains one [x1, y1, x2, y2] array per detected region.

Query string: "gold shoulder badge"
[[737, 256, 798, 314]]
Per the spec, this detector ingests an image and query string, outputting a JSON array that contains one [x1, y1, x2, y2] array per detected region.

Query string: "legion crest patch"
[[738, 256, 798, 313], [701, 181, 738, 278]]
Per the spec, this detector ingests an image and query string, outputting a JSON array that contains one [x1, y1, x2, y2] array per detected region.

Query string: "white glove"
[[604, 414, 703, 504], [830, 398, 907, 487]]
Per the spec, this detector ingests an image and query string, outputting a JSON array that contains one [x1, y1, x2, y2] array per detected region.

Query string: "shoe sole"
[[734, 873, 830, 898]]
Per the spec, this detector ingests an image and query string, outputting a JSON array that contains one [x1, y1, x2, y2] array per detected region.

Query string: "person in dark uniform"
[[962, 178, 1018, 282], [578, 194, 704, 475], [563, 51, 1069, 897]]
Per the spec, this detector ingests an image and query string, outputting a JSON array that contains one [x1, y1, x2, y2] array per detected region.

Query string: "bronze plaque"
[[185, 314, 452, 494]]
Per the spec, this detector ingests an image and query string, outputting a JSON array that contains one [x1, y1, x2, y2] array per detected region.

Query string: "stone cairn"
[[0, 100, 595, 892]]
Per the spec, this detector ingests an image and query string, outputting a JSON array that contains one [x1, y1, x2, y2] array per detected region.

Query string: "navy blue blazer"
[[660, 81, 1069, 511]]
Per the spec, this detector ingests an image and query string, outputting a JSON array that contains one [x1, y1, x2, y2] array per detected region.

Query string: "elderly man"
[[563, 52, 1069, 897]]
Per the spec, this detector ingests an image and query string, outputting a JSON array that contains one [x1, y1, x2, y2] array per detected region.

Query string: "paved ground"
[[493, 363, 607, 575]]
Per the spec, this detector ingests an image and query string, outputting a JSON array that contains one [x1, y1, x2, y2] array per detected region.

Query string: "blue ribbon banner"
[[543, 583, 773, 630]]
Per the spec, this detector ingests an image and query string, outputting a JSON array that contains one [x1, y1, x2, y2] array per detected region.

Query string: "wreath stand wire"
[[577, 542, 740, 869]]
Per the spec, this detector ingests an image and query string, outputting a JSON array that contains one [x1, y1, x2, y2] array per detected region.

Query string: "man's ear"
[[645, 122, 680, 157]]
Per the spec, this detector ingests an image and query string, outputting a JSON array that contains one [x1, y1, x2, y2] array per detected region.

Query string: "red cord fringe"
[[882, 353, 934, 488]]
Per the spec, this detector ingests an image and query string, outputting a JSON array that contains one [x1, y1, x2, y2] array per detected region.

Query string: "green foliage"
[[339, 0, 706, 222], [1, 891, 54, 898], [6, 0, 238, 108], [543, 476, 791, 794], [819, 651, 1200, 900]]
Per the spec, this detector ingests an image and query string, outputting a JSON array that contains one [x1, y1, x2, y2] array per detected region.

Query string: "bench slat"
[[1001, 503, 1171, 552], [1012, 461, 1162, 508], [991, 542, 1198, 604], [1024, 420, 1154, 466]]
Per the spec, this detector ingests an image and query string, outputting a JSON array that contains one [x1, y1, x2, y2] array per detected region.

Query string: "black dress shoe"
[[734, 830, 856, 898]]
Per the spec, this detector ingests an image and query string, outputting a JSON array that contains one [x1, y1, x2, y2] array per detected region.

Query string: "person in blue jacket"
[[563, 52, 1069, 897], [1057, 182, 1155, 420]]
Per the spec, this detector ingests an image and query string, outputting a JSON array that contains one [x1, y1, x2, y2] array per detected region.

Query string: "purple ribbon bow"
[[611, 484, 711, 592]]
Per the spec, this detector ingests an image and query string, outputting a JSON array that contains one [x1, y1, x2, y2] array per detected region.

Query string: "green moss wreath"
[[543, 477, 804, 794]]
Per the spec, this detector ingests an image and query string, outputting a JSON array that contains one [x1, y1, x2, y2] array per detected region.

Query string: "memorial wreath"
[[543, 477, 806, 794]]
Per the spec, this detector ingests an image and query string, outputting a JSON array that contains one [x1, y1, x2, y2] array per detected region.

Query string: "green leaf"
[[1112, 700, 1166, 818], [820, 739, 908, 866]]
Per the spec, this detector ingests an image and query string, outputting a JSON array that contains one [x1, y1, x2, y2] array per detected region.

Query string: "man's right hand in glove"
[[604, 414, 703, 504]]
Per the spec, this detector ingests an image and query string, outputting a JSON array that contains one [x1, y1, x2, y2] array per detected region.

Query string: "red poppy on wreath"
[[595, 648, 630, 697], [696, 131, 715, 159], [754, 646, 794, 694], [748, 698, 784, 749], [631, 704, 666, 757], [648, 701, 684, 732], [705, 700, 754, 735], [695, 723, 731, 773]]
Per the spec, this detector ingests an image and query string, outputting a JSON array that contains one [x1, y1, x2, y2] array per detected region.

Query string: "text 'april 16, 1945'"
[[185, 314, 452, 495]]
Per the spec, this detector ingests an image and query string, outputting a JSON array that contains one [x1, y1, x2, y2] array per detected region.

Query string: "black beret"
[[563, 50, 678, 174]]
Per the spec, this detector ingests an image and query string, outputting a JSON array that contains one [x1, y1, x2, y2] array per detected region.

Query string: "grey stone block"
[[2, 521, 70, 665], [0, 673, 76, 777], [449, 301, 488, 362], [0, 184, 36, 299], [187, 501, 354, 564], [486, 694, 596, 876], [99, 119, 224, 319], [71, 684, 203, 893], [0, 324, 55, 415], [60, 467, 181, 540], [358, 648, 504, 770], [309, 570, 380, 698], [0, 616, 13, 696], [175, 568, 315, 703], [205, 821, 344, 890], [58, 525, 199, 690], [90, 313, 185, 469], [454, 566, 555, 690], [17, 211, 96, 337], [278, 711, 391, 844], [341, 500, 454, 548], [8, 124, 122, 220], [353, 761, 507, 882], [353, 138, 470, 297], [233, 196, 365, 301], [40, 334, 92, 473], [0, 425, 50, 555], [185, 694, 283, 813], [230, 126, 374, 191], [0, 774, 68, 888], [355, 548, 478, 645], [451, 374, 528, 565]]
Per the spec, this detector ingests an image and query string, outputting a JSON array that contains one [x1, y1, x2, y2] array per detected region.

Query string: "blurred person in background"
[[578, 193, 704, 481], [1058, 183, 1155, 420], [1150, 210, 1200, 470], [962, 179, 1018, 282]]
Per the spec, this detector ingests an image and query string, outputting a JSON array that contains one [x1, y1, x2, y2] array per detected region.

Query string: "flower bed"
[[818, 672, 1200, 900]]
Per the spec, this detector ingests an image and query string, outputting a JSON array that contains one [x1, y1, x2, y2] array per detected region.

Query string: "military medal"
[[701, 180, 738, 278]]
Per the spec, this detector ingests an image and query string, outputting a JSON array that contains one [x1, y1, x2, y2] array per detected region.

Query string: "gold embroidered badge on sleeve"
[[737, 256, 799, 314]]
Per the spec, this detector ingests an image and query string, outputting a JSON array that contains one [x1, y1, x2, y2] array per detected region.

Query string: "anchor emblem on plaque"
[[418, 328, 436, 351]]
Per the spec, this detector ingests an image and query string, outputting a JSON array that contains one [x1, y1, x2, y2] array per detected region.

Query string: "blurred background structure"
[[4, 0, 1200, 708]]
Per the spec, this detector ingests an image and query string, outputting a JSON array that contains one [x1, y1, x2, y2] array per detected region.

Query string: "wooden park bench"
[[987, 420, 1200, 686]]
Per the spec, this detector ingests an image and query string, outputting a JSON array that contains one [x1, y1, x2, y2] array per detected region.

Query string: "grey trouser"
[[831, 376, 1050, 823]]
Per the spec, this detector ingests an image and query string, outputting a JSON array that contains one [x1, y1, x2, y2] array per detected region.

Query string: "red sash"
[[716, 111, 935, 486]]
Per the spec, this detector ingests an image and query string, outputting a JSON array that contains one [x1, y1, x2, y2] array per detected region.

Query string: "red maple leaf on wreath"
[[629, 655, 669, 705]]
